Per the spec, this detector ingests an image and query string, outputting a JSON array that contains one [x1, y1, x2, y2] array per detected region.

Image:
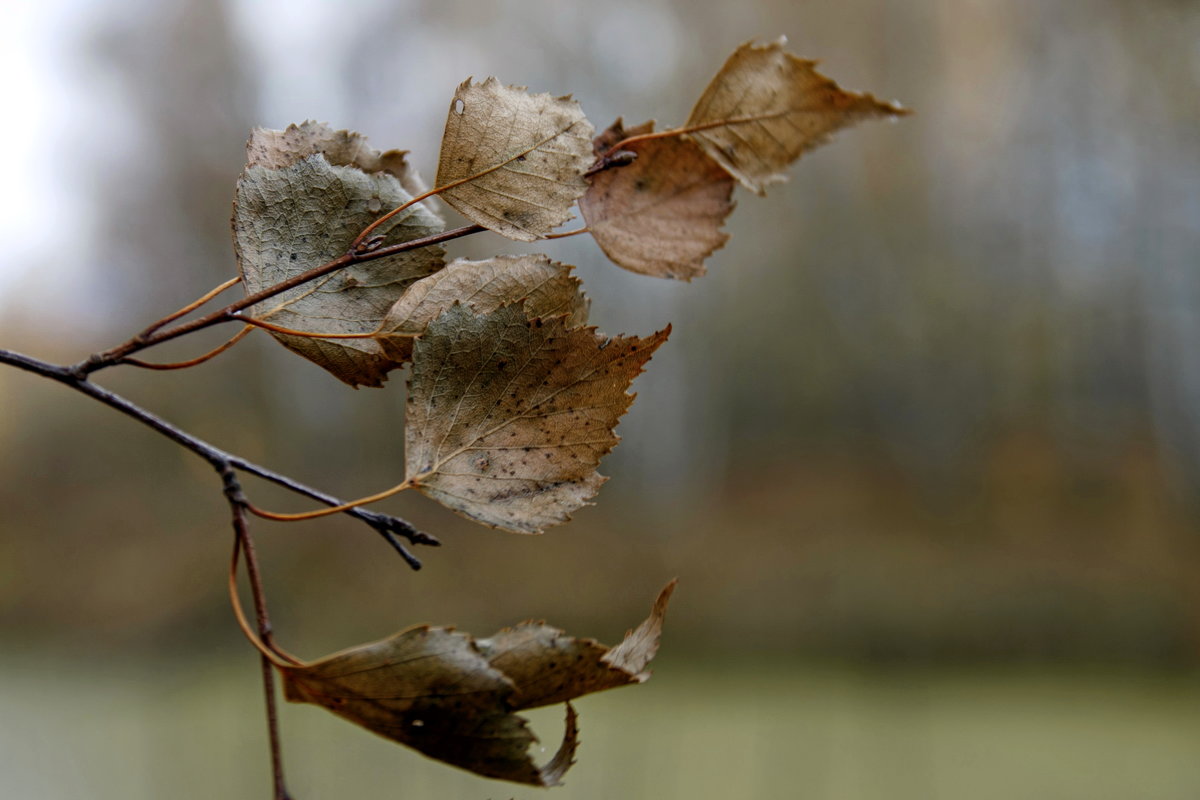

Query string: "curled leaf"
[[405, 303, 670, 533], [478, 580, 676, 710], [282, 624, 548, 784], [581, 119, 735, 280], [437, 78, 594, 241], [375, 254, 589, 365], [280, 581, 676, 785], [233, 124, 445, 387], [687, 38, 909, 194], [244, 120, 428, 196]]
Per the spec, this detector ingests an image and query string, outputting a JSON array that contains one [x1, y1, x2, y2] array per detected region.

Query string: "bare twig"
[[144, 276, 244, 337], [584, 150, 637, 177], [226, 475, 294, 800], [0, 347, 436, 566]]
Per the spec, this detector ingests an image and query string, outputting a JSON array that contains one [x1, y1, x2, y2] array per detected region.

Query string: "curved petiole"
[[247, 479, 414, 522], [123, 325, 255, 370]]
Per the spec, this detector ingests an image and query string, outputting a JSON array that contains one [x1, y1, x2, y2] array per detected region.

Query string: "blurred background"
[[2, 0, 1199, 797]]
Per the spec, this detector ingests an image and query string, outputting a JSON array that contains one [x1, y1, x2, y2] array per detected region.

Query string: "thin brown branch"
[[143, 276, 244, 337], [226, 497, 301, 667], [123, 325, 255, 370], [72, 224, 486, 377], [0, 347, 436, 566], [350, 191, 438, 252], [584, 150, 637, 177], [226, 482, 295, 800]]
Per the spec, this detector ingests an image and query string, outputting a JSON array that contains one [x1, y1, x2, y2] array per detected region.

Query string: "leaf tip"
[[538, 702, 580, 787], [655, 578, 679, 614]]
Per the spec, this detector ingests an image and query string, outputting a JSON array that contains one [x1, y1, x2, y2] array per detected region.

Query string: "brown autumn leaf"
[[591, 116, 654, 158], [580, 119, 735, 280], [233, 125, 445, 387], [374, 254, 589, 365], [477, 579, 676, 710], [687, 37, 909, 195], [405, 303, 669, 533], [437, 78, 594, 241], [280, 581, 676, 785]]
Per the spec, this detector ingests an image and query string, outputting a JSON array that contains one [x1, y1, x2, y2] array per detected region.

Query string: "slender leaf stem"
[[247, 479, 414, 522], [236, 316, 377, 340], [544, 226, 590, 239], [124, 325, 256, 370], [143, 276, 244, 337], [350, 191, 438, 251], [228, 499, 295, 800], [609, 113, 795, 152], [72, 223, 486, 377], [349, 118, 587, 251]]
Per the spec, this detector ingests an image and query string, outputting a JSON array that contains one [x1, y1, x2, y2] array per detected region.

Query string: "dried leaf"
[[437, 78, 594, 241], [590, 116, 654, 158], [233, 125, 445, 387], [405, 303, 669, 533], [580, 119, 735, 280], [244, 120, 428, 196], [280, 582, 676, 785], [687, 38, 909, 195], [477, 580, 677, 710], [375, 254, 589, 365], [282, 624, 549, 784]]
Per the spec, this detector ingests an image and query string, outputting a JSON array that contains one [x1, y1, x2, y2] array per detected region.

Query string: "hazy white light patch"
[[0, 0, 163, 331], [0, 1, 82, 299], [230, 0, 396, 126], [589, 2, 682, 96]]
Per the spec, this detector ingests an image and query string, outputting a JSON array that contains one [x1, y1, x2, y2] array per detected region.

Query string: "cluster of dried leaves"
[[226, 37, 904, 785]]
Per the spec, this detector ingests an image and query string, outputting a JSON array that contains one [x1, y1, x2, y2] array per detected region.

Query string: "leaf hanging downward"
[[687, 38, 909, 195], [375, 254, 589, 365], [580, 119, 735, 280], [279, 581, 676, 785], [233, 124, 445, 387], [405, 303, 669, 533], [437, 78, 594, 241]]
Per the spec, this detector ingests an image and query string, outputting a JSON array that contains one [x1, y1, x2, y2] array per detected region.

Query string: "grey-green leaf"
[[374, 254, 589, 365], [233, 125, 445, 387]]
